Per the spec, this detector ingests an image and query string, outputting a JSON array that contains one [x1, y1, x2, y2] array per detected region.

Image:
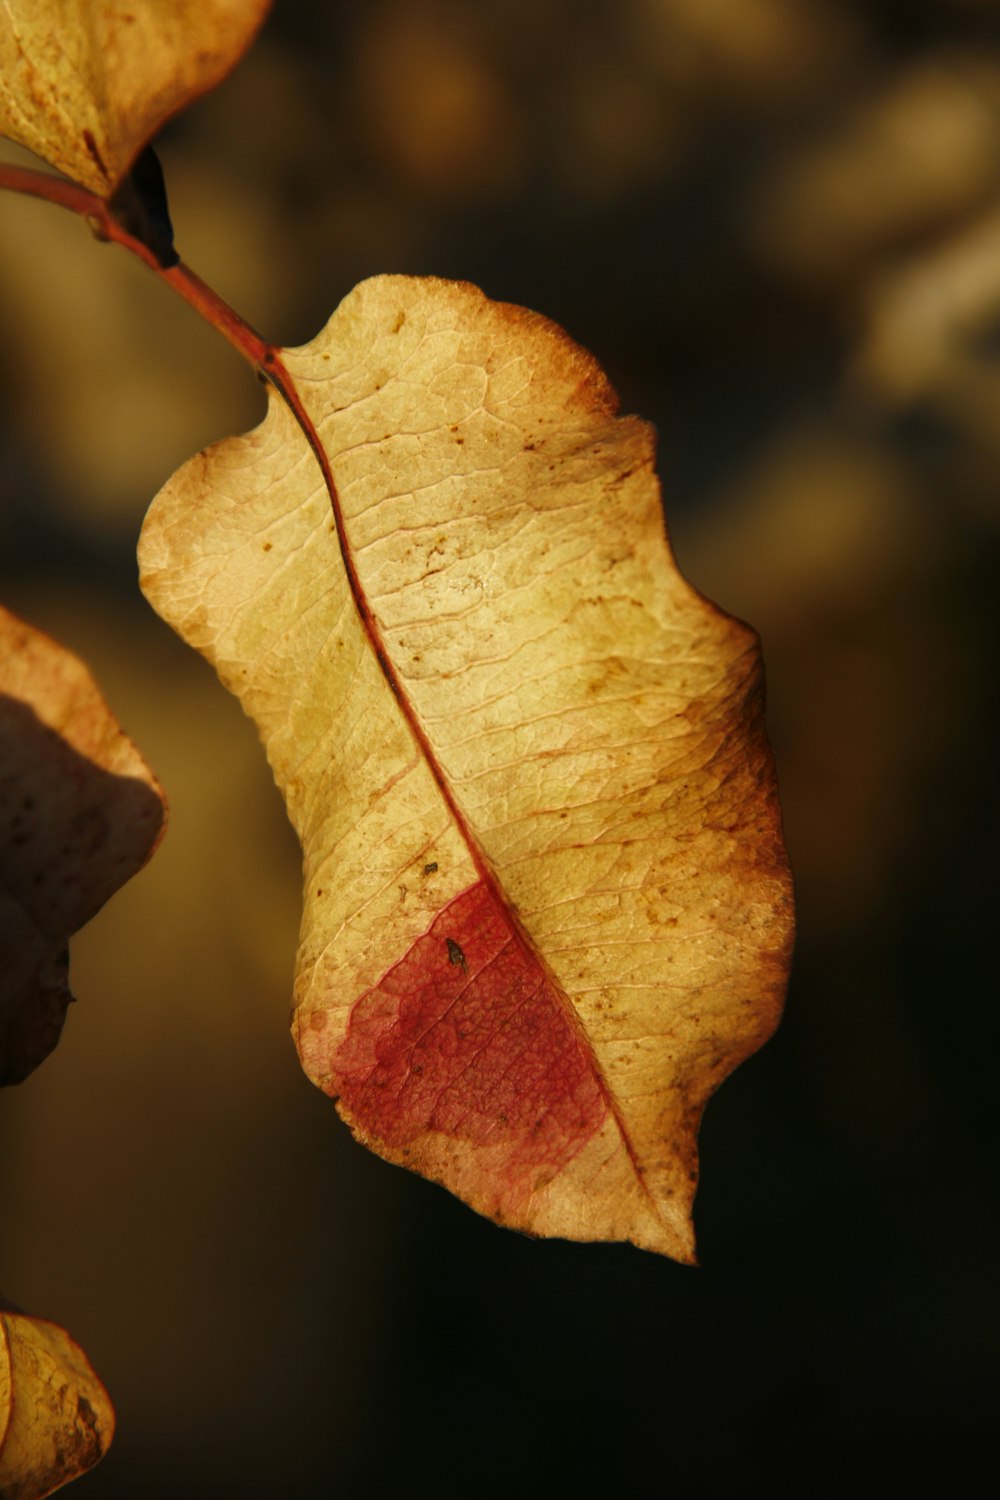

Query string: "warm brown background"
[[2, 0, 998, 1493]]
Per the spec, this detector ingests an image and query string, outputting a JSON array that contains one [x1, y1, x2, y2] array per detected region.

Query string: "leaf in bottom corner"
[[139, 275, 794, 1261], [0, 1302, 114, 1498]]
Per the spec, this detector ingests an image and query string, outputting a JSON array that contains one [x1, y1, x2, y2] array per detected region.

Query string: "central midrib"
[[267, 345, 661, 1221]]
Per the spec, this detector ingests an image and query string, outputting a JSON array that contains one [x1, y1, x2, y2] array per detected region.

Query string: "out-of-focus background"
[[2, 0, 998, 1492]]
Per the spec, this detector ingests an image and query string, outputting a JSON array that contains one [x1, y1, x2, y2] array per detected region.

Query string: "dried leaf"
[[0, 1301, 114, 1498], [139, 276, 793, 1259], [0, 0, 270, 196], [0, 607, 165, 1085]]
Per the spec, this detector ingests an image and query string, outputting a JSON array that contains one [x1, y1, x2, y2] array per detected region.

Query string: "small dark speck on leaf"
[[262, 541, 272, 552], [446, 937, 467, 971], [423, 862, 438, 874]]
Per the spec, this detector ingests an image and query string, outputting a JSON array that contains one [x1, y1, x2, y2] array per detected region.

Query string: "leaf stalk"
[[0, 161, 274, 376]]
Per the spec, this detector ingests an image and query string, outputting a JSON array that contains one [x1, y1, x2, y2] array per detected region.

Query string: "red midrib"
[[266, 348, 658, 1212]]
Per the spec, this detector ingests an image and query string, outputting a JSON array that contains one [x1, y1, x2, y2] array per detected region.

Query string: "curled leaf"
[[0, 607, 165, 1085], [0, 1301, 114, 1498], [139, 276, 793, 1259], [0, 0, 270, 197]]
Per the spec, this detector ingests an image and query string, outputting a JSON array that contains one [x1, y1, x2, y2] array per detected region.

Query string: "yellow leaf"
[[0, 1303, 114, 1498], [0, 0, 270, 196], [139, 276, 793, 1260], [0, 607, 165, 1085]]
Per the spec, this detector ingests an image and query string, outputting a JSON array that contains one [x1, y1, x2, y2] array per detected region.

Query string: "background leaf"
[[139, 274, 793, 1259], [0, 0, 270, 196], [0, 607, 165, 1085], [0, 1300, 114, 1499]]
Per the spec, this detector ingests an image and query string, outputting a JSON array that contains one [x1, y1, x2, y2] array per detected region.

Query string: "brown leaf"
[[0, 607, 165, 1085], [139, 276, 793, 1260], [0, 1301, 114, 1498], [0, 0, 270, 197]]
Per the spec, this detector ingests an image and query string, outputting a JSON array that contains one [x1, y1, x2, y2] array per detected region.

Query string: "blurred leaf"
[[0, 1300, 114, 1498], [139, 275, 793, 1260], [0, 0, 270, 196], [749, 55, 1000, 279], [0, 607, 165, 1085]]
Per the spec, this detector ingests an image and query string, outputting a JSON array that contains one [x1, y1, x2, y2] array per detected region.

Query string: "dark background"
[[2, 0, 998, 1492]]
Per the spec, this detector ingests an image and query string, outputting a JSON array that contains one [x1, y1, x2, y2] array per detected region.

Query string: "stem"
[[0, 164, 369, 682], [0, 161, 273, 372], [0, 160, 334, 537]]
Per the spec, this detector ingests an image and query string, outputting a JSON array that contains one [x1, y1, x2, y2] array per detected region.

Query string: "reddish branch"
[[0, 161, 275, 373], [0, 160, 373, 669], [0, 162, 343, 555], [0, 162, 409, 759]]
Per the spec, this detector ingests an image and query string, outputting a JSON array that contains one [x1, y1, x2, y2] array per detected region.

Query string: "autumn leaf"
[[139, 276, 793, 1260], [0, 1300, 114, 1498], [0, 0, 270, 198], [0, 607, 165, 1085]]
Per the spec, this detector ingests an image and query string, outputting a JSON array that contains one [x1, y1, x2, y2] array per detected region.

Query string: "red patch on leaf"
[[333, 881, 607, 1196]]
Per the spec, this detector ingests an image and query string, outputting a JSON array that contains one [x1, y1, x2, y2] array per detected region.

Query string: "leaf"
[[139, 276, 793, 1260], [0, 607, 165, 1085], [0, 1300, 114, 1498], [0, 0, 270, 197]]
